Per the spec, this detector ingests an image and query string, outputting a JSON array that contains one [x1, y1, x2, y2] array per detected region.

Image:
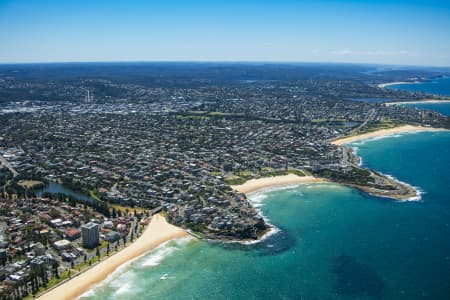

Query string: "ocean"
[[386, 76, 450, 97], [388, 76, 450, 116], [82, 83, 450, 300]]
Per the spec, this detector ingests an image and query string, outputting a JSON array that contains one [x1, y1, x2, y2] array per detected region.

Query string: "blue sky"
[[1, 0, 449, 66]]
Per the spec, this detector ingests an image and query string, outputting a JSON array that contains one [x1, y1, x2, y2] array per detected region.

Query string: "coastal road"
[[330, 108, 377, 143], [351, 108, 376, 134], [0, 154, 19, 177]]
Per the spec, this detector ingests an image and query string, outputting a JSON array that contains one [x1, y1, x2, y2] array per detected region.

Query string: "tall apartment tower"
[[85, 90, 94, 103], [81, 222, 99, 249]]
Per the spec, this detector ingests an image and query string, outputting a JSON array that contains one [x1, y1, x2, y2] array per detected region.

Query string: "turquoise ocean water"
[[83, 83, 450, 300]]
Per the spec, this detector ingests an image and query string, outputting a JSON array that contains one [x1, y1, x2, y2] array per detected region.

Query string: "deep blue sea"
[[388, 76, 450, 116], [82, 82, 450, 300], [387, 77, 450, 96]]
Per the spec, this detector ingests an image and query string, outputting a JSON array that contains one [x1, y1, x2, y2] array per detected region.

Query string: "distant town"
[[1, 63, 450, 299]]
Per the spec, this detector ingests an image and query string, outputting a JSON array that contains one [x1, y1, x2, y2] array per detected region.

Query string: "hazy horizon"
[[1, 60, 450, 70], [1, 0, 450, 66]]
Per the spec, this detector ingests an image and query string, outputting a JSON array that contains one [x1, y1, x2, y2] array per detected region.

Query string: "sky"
[[1, 0, 449, 66]]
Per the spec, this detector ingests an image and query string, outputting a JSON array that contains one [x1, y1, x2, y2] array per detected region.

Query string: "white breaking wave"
[[305, 183, 340, 189], [247, 185, 306, 209], [248, 184, 303, 196], [142, 245, 177, 267], [237, 185, 309, 245], [248, 193, 269, 209], [349, 133, 408, 146], [114, 282, 132, 296], [239, 226, 281, 245], [383, 173, 424, 202], [242, 182, 337, 245], [78, 269, 137, 299], [78, 290, 95, 298], [142, 236, 193, 267], [77, 236, 194, 299], [348, 146, 364, 166], [348, 134, 426, 202], [348, 129, 444, 147]]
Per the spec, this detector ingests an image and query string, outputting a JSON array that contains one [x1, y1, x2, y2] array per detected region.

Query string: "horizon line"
[[0, 60, 449, 69]]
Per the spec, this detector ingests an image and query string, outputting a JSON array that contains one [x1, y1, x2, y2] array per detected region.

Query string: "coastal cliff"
[[315, 140, 418, 200], [314, 166, 417, 201]]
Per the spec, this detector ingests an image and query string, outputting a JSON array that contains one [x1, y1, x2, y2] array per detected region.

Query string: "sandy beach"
[[331, 125, 447, 145], [378, 81, 413, 88], [231, 173, 326, 194], [384, 99, 450, 106], [38, 215, 188, 300]]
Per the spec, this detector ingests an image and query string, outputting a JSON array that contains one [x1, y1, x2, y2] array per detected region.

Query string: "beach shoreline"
[[384, 99, 450, 106], [330, 125, 447, 146], [231, 173, 326, 194], [377, 81, 414, 88], [37, 214, 188, 300], [230, 173, 327, 245]]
